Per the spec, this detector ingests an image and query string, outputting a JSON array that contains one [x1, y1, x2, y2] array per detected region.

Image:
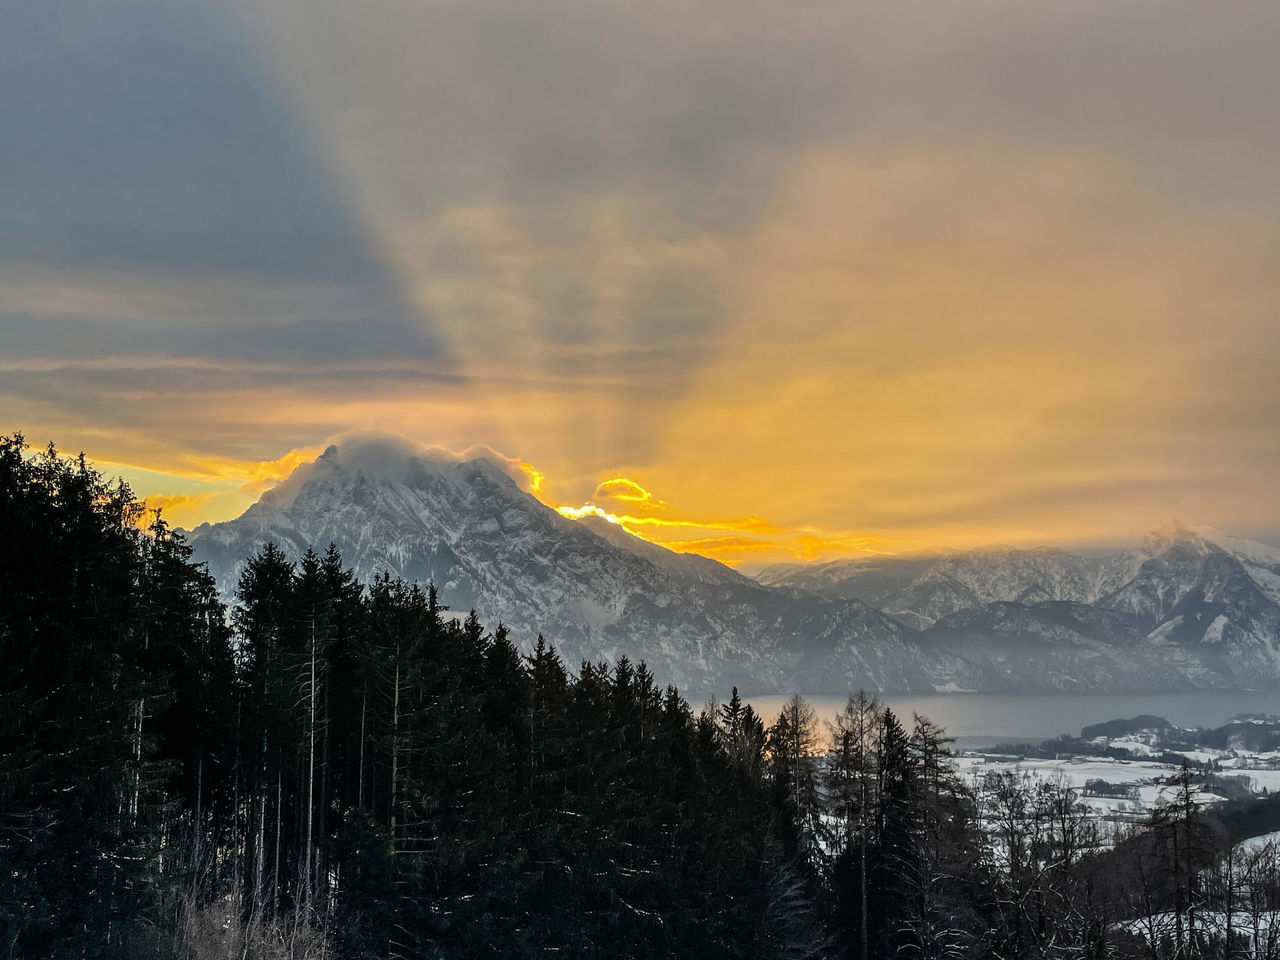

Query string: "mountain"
[[759, 523, 1280, 690], [757, 545, 1141, 630], [188, 438, 1280, 695], [575, 514, 744, 587], [187, 436, 924, 694]]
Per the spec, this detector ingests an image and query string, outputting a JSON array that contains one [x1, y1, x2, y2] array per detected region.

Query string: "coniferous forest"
[[6, 434, 1280, 960]]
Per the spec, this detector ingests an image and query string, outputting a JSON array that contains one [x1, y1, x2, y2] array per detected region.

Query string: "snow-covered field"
[[956, 754, 1213, 823], [1239, 830, 1280, 856], [954, 745, 1280, 827]]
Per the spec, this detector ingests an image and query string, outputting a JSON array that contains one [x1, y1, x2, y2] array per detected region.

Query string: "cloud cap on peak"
[[253, 430, 542, 511]]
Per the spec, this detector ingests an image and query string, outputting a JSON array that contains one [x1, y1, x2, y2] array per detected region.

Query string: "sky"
[[4, 0, 1280, 567]]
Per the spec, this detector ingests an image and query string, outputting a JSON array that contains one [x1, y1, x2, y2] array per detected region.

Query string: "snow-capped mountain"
[[759, 522, 1280, 690], [187, 439, 1280, 695], [187, 436, 923, 694], [757, 545, 1141, 630]]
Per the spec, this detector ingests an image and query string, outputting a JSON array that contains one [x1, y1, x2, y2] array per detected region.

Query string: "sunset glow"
[[5, 0, 1280, 564], [552, 493, 883, 566], [12, 6, 1280, 955]]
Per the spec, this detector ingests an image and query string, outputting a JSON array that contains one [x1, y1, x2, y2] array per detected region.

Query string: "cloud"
[[201, 447, 330, 497], [2, 0, 375, 276], [9, 0, 1280, 554], [0, 0, 449, 399], [656, 537, 774, 560], [591, 478, 667, 512], [250, 430, 550, 509], [555, 503, 779, 535], [137, 491, 217, 523], [551, 475, 881, 566]]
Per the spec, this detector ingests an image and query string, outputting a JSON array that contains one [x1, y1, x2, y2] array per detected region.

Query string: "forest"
[[4, 433, 1280, 960]]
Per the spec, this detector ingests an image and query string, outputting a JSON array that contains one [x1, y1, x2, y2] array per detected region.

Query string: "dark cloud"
[[0, 0, 446, 365], [3, 0, 342, 272]]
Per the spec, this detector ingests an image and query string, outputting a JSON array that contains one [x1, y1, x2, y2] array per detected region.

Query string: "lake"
[[741, 691, 1280, 748]]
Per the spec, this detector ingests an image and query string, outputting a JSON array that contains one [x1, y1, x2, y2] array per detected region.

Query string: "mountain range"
[[187, 436, 1280, 696]]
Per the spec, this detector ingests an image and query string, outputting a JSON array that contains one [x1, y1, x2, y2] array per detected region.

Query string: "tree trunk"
[[390, 655, 401, 851], [304, 618, 316, 913]]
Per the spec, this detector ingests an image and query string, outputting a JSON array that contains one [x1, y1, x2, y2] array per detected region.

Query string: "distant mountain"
[[759, 523, 1280, 690], [188, 438, 1280, 696], [757, 545, 1141, 630]]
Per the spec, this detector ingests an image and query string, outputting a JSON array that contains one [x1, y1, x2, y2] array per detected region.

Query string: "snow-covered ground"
[[1238, 830, 1280, 856], [789, 708, 1280, 841], [1120, 910, 1280, 955], [953, 720, 1280, 955], [954, 739, 1280, 827], [1118, 831, 1280, 956], [955, 754, 1217, 824]]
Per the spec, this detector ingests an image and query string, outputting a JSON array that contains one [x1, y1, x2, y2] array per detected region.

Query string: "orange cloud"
[[105, 438, 892, 569], [102, 444, 328, 493], [185, 445, 329, 495], [555, 503, 779, 535], [591, 477, 667, 512], [138, 492, 219, 528], [520, 462, 546, 495], [549, 476, 885, 568], [794, 533, 882, 563], [658, 536, 777, 557], [95, 445, 331, 530]]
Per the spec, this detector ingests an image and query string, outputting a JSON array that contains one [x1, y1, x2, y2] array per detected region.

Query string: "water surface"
[[741, 691, 1280, 748]]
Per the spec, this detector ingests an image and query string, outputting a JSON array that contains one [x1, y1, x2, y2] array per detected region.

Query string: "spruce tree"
[[0, 438, 176, 957]]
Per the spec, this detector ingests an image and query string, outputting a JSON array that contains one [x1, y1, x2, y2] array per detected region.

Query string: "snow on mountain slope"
[[757, 522, 1280, 691], [1189, 526, 1280, 608], [759, 523, 1280, 628], [187, 437, 1280, 695], [1100, 531, 1280, 680], [574, 514, 747, 588], [187, 436, 933, 694], [758, 546, 1141, 629]]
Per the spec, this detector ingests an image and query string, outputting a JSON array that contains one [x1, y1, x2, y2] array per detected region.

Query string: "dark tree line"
[[0, 438, 811, 959], [4, 435, 1280, 959]]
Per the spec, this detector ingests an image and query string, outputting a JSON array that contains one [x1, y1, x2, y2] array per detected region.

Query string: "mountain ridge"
[[187, 437, 1280, 696]]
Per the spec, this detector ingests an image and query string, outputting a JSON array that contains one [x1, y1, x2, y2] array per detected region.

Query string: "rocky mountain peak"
[[1138, 520, 1208, 559]]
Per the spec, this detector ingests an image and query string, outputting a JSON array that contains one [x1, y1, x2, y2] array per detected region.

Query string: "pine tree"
[[233, 542, 296, 921], [0, 438, 173, 957], [716, 688, 766, 777], [4, 434, 857, 959], [869, 707, 918, 957], [768, 695, 822, 869], [825, 691, 881, 960], [136, 512, 237, 905], [901, 713, 983, 958]]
